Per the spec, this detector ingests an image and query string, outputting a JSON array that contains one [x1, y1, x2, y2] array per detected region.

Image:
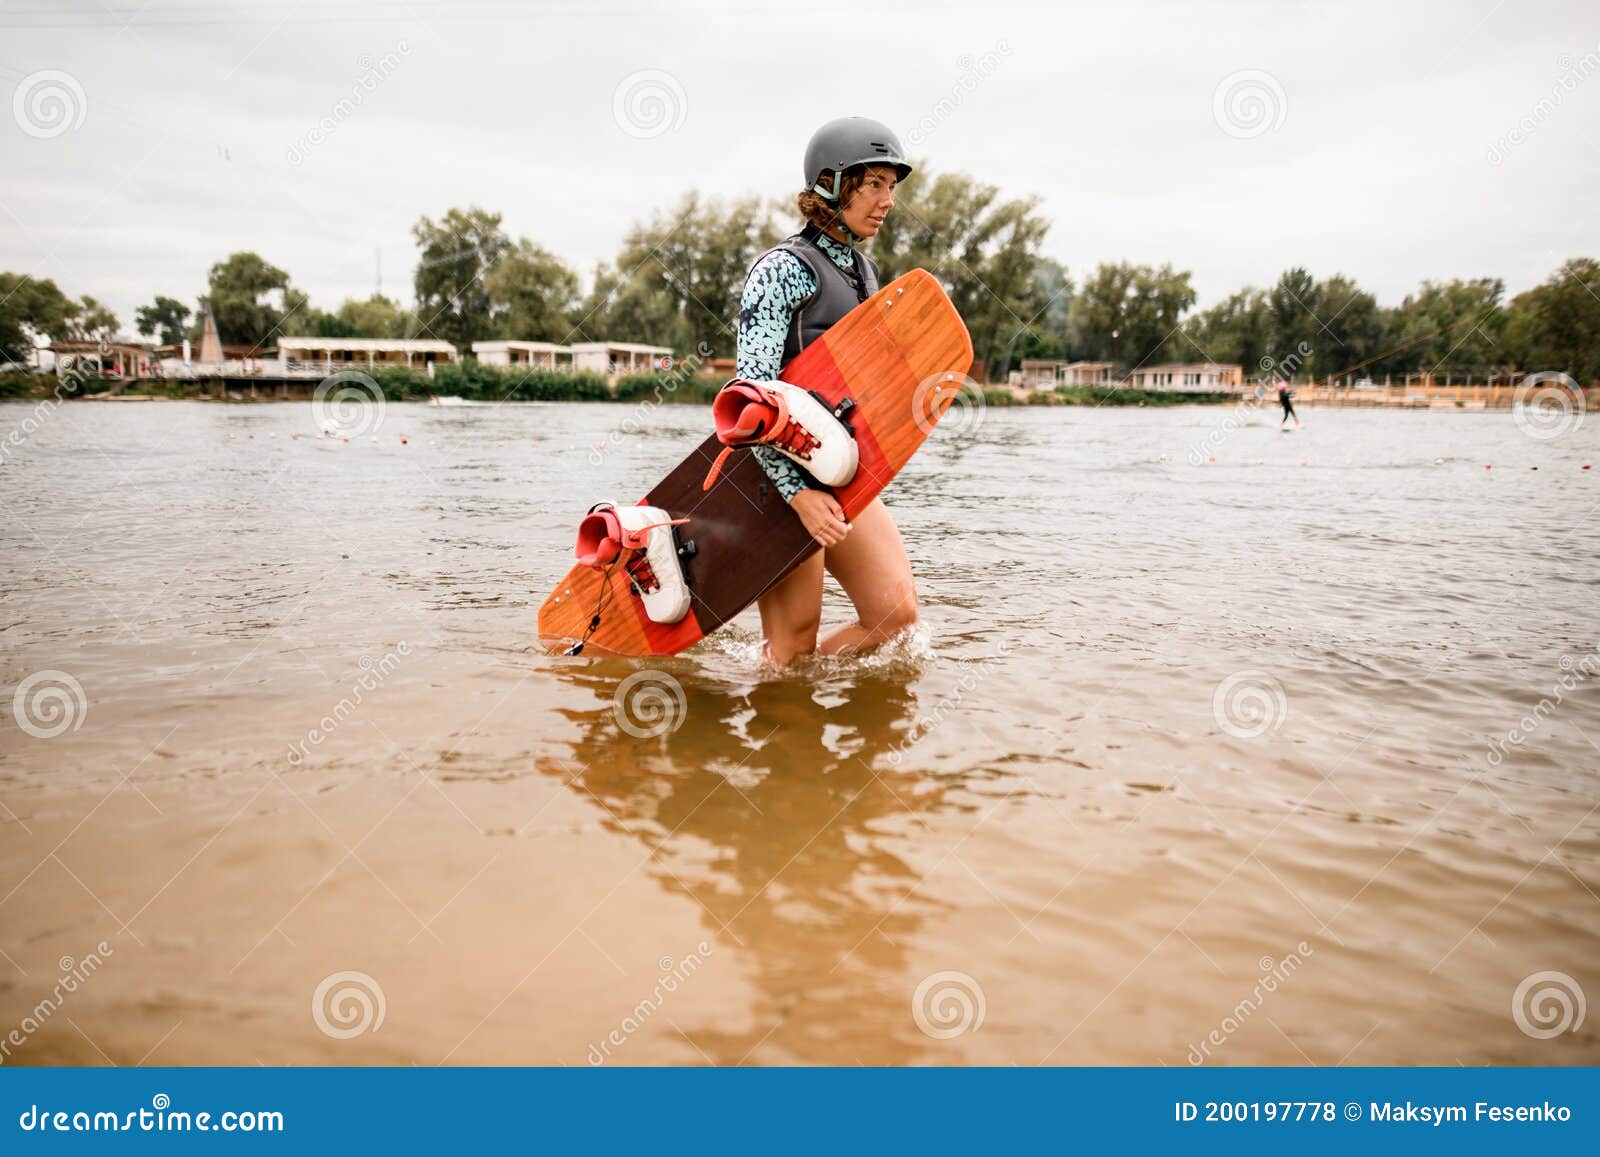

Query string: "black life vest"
[[757, 224, 880, 367]]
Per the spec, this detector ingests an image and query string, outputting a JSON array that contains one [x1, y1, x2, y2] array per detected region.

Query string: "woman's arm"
[[737, 250, 815, 504]]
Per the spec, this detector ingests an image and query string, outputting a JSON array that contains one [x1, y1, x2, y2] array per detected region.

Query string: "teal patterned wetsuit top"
[[735, 228, 865, 504]]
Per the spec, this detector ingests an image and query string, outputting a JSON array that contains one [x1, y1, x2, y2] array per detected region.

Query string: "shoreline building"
[[50, 340, 158, 379], [276, 337, 459, 378], [568, 342, 673, 381], [1126, 363, 1244, 392], [471, 341, 575, 371], [1017, 359, 1116, 389]]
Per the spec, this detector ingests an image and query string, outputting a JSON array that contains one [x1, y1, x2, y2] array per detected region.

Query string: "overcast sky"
[[2, 0, 1597, 336]]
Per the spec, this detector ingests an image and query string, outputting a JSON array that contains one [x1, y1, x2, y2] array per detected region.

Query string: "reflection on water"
[[1, 401, 1597, 1065], [541, 653, 977, 1063]]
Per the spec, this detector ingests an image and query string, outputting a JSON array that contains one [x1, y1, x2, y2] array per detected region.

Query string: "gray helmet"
[[803, 116, 912, 203]]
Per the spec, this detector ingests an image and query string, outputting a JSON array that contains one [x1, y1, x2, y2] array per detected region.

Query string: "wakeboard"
[[537, 268, 973, 657]]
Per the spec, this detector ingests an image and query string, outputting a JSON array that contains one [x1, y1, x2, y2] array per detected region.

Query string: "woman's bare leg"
[[818, 497, 918, 655], [756, 551, 824, 667]]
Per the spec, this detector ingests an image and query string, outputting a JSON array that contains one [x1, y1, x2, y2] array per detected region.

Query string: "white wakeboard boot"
[[702, 378, 858, 491], [574, 502, 691, 624]]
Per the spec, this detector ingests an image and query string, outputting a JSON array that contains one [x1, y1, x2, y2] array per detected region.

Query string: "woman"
[[737, 117, 919, 667]]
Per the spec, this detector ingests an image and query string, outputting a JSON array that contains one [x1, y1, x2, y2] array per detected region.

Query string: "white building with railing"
[[568, 341, 673, 379], [471, 341, 574, 371], [1126, 363, 1244, 392], [1016, 359, 1117, 388], [277, 337, 459, 378]]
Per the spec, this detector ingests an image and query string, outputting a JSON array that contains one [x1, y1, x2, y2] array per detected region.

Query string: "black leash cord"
[[564, 559, 620, 656]]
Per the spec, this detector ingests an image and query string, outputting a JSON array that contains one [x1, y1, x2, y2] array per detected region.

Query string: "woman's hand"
[[791, 489, 851, 548]]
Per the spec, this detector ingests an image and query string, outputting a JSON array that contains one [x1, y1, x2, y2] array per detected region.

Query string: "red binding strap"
[[574, 505, 689, 571], [702, 379, 819, 491]]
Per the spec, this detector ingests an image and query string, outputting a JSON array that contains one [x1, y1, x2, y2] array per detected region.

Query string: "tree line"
[[2, 164, 1595, 384]]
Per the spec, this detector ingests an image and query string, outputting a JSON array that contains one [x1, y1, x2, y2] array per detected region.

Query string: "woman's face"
[[839, 166, 898, 239]]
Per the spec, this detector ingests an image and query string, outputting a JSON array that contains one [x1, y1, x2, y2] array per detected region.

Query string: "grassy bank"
[[984, 385, 1235, 407], [1, 371, 118, 398], [0, 365, 614, 402], [3, 370, 1236, 408], [347, 363, 615, 401]]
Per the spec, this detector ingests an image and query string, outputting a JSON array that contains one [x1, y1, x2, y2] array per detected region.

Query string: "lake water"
[[1, 398, 1596, 1065]]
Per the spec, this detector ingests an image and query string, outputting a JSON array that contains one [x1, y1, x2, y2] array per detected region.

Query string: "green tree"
[[1380, 277, 1505, 377], [1191, 273, 1381, 381], [300, 308, 357, 339], [338, 293, 411, 339], [296, 295, 412, 340], [65, 295, 119, 343], [0, 273, 78, 362], [578, 192, 781, 356], [1185, 288, 1272, 371], [1012, 256, 1074, 366], [134, 295, 191, 345], [1311, 275, 1383, 380], [577, 259, 685, 349], [1267, 267, 1320, 368], [200, 252, 306, 348], [486, 240, 581, 343], [1503, 258, 1600, 385], [412, 207, 510, 352], [1069, 262, 1196, 369]]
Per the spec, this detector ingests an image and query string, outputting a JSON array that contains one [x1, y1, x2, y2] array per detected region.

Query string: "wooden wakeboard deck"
[[538, 268, 973, 656]]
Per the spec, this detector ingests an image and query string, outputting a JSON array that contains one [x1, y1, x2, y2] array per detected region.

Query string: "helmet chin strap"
[[813, 168, 859, 243]]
